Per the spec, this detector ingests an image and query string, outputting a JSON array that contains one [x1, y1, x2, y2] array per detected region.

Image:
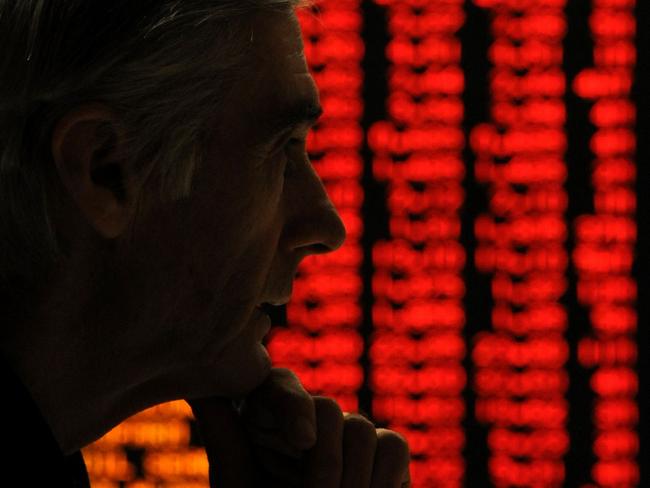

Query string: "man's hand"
[[187, 367, 411, 487]]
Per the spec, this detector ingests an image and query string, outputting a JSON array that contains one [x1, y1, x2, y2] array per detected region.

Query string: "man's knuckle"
[[343, 414, 376, 440], [281, 387, 307, 404], [270, 367, 297, 380], [263, 369, 309, 401], [377, 429, 410, 460], [268, 369, 301, 393], [314, 395, 343, 419]]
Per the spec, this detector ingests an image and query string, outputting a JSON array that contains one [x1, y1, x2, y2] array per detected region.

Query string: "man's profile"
[[0, 1, 410, 486]]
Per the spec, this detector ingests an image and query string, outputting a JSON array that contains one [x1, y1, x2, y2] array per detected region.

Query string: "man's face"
[[87, 9, 346, 402]]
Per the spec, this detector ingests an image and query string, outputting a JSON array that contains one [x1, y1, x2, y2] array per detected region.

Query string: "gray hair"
[[0, 0, 311, 311]]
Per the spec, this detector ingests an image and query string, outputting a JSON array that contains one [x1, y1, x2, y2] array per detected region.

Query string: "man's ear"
[[51, 103, 140, 239]]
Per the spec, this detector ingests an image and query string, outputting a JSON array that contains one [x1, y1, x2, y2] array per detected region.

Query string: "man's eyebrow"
[[263, 99, 323, 138]]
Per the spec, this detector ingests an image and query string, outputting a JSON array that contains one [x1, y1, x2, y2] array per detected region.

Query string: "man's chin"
[[215, 341, 273, 399]]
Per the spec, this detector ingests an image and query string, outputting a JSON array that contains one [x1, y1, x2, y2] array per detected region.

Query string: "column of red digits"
[[368, 0, 466, 486], [267, 0, 366, 413], [470, 0, 569, 486], [573, 0, 639, 486]]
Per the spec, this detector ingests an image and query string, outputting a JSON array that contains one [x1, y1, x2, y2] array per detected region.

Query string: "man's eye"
[[283, 138, 306, 175], [287, 137, 305, 148]]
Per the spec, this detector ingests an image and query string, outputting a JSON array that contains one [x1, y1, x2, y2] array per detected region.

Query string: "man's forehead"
[[258, 74, 321, 137], [249, 7, 305, 64], [229, 10, 321, 143], [248, 26, 320, 140]]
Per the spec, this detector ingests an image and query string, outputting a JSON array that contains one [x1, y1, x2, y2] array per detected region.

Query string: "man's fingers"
[[251, 443, 303, 486], [239, 367, 316, 449], [187, 397, 255, 487], [303, 396, 344, 488], [244, 423, 305, 459], [189, 392, 410, 488], [341, 413, 377, 488], [371, 428, 411, 488]]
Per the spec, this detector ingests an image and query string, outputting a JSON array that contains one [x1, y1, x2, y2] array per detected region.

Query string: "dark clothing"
[[1, 352, 90, 487]]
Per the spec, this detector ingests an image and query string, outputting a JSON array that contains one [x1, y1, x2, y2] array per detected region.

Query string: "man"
[[0, 1, 411, 486]]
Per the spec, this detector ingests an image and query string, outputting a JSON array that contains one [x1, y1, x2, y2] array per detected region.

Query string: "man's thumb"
[[187, 397, 255, 488]]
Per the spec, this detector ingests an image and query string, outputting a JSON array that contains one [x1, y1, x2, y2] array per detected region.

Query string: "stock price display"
[[83, 1, 643, 487]]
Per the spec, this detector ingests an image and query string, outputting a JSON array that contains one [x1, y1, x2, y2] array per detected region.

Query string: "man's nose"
[[283, 163, 347, 258]]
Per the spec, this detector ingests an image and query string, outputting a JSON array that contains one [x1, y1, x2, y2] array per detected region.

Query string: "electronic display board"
[[81, 0, 645, 486]]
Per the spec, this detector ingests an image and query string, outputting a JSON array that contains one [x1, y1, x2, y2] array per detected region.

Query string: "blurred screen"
[[82, 1, 644, 487]]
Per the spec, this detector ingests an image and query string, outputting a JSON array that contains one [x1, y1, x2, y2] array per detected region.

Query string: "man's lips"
[[256, 302, 278, 315], [254, 305, 272, 338]]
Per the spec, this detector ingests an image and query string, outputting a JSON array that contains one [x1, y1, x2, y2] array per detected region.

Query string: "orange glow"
[[142, 449, 209, 480], [83, 450, 135, 480], [92, 421, 190, 449]]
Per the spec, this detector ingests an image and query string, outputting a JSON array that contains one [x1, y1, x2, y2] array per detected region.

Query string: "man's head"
[[0, 1, 345, 453]]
